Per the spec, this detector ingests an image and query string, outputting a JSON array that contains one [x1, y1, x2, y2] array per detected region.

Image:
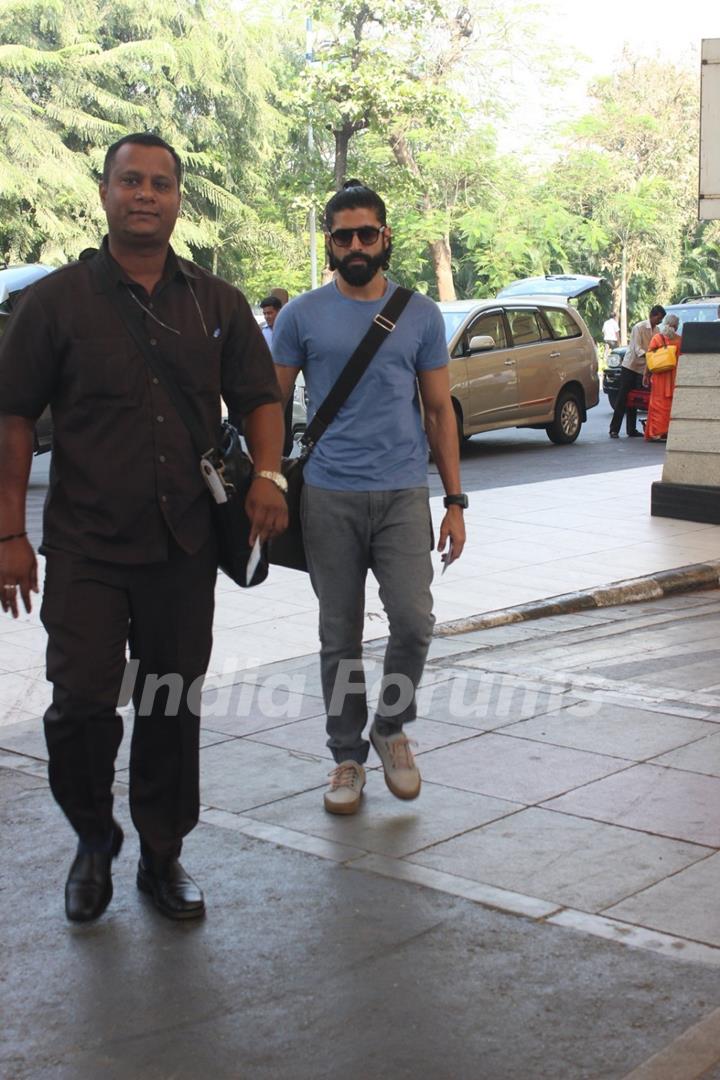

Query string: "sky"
[[503, 0, 720, 152], [548, 0, 718, 66]]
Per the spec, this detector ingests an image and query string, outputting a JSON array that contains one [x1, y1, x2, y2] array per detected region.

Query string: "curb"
[[433, 559, 720, 637]]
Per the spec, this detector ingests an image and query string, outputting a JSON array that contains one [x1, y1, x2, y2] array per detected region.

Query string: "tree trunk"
[[611, 284, 623, 333], [619, 244, 628, 346], [334, 127, 350, 190], [430, 236, 456, 301], [389, 131, 456, 300]]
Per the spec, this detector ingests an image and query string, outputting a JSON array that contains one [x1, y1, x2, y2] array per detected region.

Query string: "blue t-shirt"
[[272, 279, 448, 491]]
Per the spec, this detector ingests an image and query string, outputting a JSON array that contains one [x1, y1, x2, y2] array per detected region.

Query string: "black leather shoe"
[[609, 431, 619, 439], [65, 824, 123, 923], [136, 858, 205, 920], [627, 430, 643, 437]]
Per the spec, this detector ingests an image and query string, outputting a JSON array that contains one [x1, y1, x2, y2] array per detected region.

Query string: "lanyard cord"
[[125, 276, 209, 338]]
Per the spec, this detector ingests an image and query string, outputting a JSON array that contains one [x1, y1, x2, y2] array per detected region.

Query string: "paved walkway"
[[3, 462, 720, 723], [3, 463, 720, 1077]]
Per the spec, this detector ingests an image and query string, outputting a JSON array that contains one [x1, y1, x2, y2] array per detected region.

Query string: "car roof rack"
[[678, 293, 720, 303]]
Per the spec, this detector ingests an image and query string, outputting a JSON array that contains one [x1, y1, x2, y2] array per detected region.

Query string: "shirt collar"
[[89, 236, 198, 293]]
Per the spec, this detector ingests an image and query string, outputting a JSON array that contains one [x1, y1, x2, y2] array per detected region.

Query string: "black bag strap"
[[300, 285, 414, 453], [97, 264, 216, 460], [98, 258, 413, 463]]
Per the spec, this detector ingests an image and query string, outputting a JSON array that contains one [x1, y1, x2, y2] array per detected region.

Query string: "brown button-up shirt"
[[0, 241, 281, 563]]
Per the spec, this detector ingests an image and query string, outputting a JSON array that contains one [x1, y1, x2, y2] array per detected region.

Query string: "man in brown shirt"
[[0, 133, 287, 922]]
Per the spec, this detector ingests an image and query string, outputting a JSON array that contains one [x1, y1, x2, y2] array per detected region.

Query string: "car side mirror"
[[468, 334, 495, 352]]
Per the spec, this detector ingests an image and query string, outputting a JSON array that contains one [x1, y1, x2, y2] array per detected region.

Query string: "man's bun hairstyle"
[[323, 179, 387, 230]]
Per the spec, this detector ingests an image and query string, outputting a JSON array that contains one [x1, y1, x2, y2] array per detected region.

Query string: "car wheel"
[[607, 391, 618, 410], [546, 390, 582, 445]]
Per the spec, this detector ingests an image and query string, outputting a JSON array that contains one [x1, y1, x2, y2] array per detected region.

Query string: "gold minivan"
[[439, 275, 600, 446]]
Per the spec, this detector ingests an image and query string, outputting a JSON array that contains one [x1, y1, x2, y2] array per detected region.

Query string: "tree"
[[286, 0, 550, 299], [547, 53, 699, 339], [0, 0, 282, 282]]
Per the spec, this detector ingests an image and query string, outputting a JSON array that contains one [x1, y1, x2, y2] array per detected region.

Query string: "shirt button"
[[150, 338, 158, 346], [152, 377, 159, 385], [159, 454, 166, 463], [156, 415, 164, 423], [161, 495, 167, 503]]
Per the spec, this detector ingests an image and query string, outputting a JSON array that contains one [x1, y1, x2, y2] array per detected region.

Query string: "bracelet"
[[0, 531, 27, 543]]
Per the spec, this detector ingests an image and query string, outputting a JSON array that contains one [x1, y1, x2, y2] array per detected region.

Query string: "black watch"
[[443, 494, 469, 509]]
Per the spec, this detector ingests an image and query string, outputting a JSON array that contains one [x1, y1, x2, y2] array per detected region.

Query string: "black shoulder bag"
[[100, 266, 412, 582], [97, 266, 270, 586], [269, 285, 414, 572]]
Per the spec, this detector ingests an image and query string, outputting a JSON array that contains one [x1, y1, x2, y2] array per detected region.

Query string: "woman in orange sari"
[[644, 314, 681, 441]]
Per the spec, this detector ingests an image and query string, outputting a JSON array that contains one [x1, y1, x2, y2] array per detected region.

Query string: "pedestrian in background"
[[259, 293, 294, 454], [259, 294, 282, 349], [609, 305, 666, 439], [644, 314, 682, 442], [602, 311, 620, 357], [0, 133, 287, 923]]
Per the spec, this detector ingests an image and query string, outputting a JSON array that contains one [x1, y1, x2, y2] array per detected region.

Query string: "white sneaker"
[[369, 726, 421, 800], [324, 761, 366, 815]]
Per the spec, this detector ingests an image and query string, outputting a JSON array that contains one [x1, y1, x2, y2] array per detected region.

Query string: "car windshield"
[[665, 303, 720, 331], [440, 310, 470, 343]]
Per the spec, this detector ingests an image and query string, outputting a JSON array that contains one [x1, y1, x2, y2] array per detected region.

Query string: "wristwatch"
[[254, 470, 289, 494], [443, 493, 469, 509]]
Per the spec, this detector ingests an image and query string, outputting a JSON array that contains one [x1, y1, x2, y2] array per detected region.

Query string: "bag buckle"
[[373, 313, 395, 332]]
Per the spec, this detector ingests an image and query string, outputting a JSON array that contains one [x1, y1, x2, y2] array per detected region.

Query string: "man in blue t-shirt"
[[273, 180, 467, 815]]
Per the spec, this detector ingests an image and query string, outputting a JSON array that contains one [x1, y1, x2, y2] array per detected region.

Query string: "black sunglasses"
[[327, 225, 386, 248]]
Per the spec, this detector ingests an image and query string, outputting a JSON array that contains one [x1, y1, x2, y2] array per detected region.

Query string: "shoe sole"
[[136, 869, 206, 921], [324, 791, 363, 815], [370, 731, 422, 801], [383, 773, 421, 800]]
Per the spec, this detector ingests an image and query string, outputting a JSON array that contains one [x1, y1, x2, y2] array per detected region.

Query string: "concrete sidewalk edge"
[[434, 560, 720, 637]]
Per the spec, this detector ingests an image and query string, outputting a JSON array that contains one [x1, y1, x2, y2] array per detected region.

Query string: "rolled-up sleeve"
[[0, 289, 58, 418]]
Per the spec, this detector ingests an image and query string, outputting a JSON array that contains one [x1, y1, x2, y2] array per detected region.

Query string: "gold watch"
[[254, 470, 289, 494]]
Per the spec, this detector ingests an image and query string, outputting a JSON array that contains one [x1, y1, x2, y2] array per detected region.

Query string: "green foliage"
[[0, 3, 714, 319], [0, 0, 283, 275]]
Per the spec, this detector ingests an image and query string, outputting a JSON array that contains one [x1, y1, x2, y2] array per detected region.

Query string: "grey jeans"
[[301, 484, 435, 764]]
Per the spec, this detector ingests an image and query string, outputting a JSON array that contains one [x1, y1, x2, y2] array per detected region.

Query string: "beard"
[[328, 241, 392, 286]]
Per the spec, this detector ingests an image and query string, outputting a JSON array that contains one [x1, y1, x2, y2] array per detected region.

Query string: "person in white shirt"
[[259, 295, 295, 453], [609, 305, 665, 438], [602, 312, 620, 351], [259, 295, 282, 348]]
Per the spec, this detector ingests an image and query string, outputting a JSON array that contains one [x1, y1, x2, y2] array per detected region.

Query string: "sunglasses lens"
[[357, 227, 380, 244], [330, 227, 381, 246]]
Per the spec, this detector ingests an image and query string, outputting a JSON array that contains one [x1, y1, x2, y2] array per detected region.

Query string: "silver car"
[[0, 264, 55, 453], [664, 294, 720, 331], [439, 275, 600, 446]]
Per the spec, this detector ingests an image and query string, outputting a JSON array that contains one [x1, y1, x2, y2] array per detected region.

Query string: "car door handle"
[[504, 358, 515, 366], [549, 351, 560, 358]]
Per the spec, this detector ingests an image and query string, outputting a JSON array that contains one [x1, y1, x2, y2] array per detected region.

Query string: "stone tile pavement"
[[3, 463, 720, 725], [4, 591, 720, 968], [4, 461, 720, 1076]]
